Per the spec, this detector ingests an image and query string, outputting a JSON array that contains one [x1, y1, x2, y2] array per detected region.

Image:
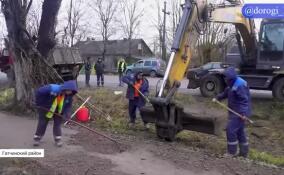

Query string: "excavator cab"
[[257, 19, 284, 70]]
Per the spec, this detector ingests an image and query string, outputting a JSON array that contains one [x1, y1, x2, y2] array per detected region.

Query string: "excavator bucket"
[[140, 102, 223, 141]]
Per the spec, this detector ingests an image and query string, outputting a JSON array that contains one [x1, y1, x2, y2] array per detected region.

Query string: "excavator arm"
[[157, 0, 207, 99], [157, 0, 256, 101], [141, 0, 257, 141]]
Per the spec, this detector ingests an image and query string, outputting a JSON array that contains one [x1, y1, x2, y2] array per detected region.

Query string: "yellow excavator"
[[141, 0, 284, 141]]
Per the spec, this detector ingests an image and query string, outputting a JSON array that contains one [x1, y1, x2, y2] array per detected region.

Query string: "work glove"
[[239, 115, 247, 121]]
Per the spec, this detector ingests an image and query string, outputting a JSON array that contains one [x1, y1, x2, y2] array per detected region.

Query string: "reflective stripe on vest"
[[46, 95, 65, 119], [120, 62, 125, 69], [118, 61, 125, 70]]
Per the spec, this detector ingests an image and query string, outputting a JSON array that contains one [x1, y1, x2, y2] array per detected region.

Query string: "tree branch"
[[24, 0, 33, 17]]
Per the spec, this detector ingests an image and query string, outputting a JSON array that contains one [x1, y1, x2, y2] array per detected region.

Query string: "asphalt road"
[[77, 74, 273, 100]]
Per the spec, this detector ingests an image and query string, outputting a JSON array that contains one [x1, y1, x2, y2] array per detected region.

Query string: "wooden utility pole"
[[162, 1, 170, 61]]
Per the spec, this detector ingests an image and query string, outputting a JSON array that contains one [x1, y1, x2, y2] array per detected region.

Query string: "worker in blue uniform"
[[214, 67, 251, 157]]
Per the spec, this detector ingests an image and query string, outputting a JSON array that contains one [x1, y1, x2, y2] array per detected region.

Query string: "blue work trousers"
[[226, 118, 249, 157], [128, 97, 146, 124], [34, 110, 63, 142]]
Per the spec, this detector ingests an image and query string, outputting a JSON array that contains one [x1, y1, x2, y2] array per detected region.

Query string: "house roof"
[[75, 39, 153, 57]]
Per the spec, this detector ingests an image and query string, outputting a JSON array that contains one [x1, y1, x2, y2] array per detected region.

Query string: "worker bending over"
[[33, 80, 78, 147], [122, 71, 149, 128], [214, 67, 251, 157]]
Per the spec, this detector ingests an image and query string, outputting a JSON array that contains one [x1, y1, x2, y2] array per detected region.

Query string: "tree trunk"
[[1, 0, 63, 111], [37, 0, 62, 58]]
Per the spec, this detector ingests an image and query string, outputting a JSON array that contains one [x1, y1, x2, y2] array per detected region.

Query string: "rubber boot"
[[55, 140, 63, 147], [33, 135, 41, 147], [239, 143, 249, 158]]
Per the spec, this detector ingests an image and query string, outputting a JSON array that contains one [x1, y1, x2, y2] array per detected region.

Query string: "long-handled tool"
[[132, 85, 150, 103], [64, 96, 91, 126], [212, 98, 254, 124], [76, 94, 112, 121], [56, 75, 112, 122], [34, 105, 119, 145]]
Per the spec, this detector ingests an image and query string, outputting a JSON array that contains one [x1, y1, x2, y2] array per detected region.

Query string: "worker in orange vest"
[[122, 71, 149, 128]]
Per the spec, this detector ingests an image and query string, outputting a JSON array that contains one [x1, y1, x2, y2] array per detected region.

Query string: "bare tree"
[[60, 0, 87, 47], [169, 0, 182, 42], [120, 0, 143, 59], [150, 0, 163, 57], [196, 22, 234, 65], [89, 0, 118, 59], [1, 0, 63, 110], [26, 0, 42, 37], [120, 0, 143, 40]]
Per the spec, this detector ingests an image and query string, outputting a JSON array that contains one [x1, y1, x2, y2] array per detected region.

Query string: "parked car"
[[126, 58, 166, 77], [187, 62, 232, 96], [187, 62, 223, 80]]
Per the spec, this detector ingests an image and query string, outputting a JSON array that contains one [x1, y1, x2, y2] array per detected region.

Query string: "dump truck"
[[0, 47, 84, 81], [49, 47, 84, 81]]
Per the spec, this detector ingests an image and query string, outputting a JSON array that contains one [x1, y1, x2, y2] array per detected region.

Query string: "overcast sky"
[[0, 0, 283, 48], [57, 0, 284, 46]]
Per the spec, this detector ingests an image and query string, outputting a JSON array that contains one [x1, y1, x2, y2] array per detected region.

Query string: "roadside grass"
[[75, 88, 150, 135], [251, 99, 284, 120], [77, 89, 228, 154], [0, 88, 14, 110], [177, 130, 284, 166], [175, 91, 284, 121], [176, 130, 227, 155], [1, 87, 283, 167], [0, 88, 14, 106], [249, 149, 284, 166]]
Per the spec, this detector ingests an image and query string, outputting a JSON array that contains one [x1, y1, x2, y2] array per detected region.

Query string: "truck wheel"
[[200, 75, 224, 97], [272, 78, 284, 101]]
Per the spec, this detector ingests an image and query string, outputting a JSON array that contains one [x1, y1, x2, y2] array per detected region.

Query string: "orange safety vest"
[[134, 80, 143, 97]]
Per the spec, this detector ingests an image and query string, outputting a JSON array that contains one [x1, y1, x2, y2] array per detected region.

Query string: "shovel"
[[212, 98, 254, 124]]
